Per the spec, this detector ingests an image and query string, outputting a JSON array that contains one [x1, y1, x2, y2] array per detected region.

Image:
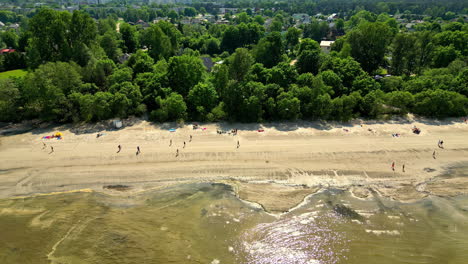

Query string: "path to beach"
[[1, 118, 467, 212]]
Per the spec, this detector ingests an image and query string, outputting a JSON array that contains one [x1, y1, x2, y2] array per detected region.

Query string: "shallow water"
[[0, 183, 467, 264]]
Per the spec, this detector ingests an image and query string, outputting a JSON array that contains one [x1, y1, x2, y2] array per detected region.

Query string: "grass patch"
[[0, 69, 27, 80]]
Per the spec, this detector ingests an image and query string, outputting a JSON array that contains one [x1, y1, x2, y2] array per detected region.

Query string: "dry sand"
[[1, 118, 467, 212]]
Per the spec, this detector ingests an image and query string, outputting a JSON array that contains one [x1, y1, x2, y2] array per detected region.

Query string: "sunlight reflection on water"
[[238, 210, 350, 264]]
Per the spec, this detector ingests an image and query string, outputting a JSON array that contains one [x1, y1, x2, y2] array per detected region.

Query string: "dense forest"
[[0, 2, 467, 123]]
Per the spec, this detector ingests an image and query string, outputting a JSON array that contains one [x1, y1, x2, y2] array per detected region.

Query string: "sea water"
[[0, 183, 467, 264]]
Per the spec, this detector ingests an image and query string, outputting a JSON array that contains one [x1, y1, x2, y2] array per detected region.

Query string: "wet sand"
[[1, 118, 468, 212]]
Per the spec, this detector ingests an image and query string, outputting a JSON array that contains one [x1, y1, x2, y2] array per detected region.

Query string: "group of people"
[[392, 139, 444, 172], [42, 142, 54, 154], [216, 128, 238, 136], [391, 161, 405, 172]]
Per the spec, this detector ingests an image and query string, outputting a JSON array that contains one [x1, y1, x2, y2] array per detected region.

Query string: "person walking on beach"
[[237, 140, 240, 149], [136, 146, 141, 155], [117, 145, 121, 153], [176, 149, 179, 157], [438, 140, 444, 149], [183, 141, 186, 148], [189, 135, 192, 142], [49, 146, 54, 154], [391, 162, 395, 171], [433, 150, 436, 159], [402, 164, 405, 173], [169, 139, 172, 146], [42, 142, 47, 149]]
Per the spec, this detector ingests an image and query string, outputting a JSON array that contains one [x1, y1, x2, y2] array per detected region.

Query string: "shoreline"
[[1, 118, 468, 212]]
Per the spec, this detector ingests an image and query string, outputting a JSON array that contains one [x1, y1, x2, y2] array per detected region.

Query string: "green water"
[[0, 183, 467, 264]]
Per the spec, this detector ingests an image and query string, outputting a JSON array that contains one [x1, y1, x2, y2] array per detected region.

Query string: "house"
[[200, 56, 214, 72], [319, 41, 334, 53], [118, 53, 131, 64], [327, 13, 338, 21], [136, 19, 150, 28], [405, 23, 416, 32], [292, 13, 311, 25], [0, 49, 16, 55], [215, 18, 229, 25], [8, 23, 20, 30]]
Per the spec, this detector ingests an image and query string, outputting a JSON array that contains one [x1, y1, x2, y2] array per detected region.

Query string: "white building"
[[320, 40, 335, 53]]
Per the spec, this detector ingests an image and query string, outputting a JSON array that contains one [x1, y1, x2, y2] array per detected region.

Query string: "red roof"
[[0, 49, 15, 54]]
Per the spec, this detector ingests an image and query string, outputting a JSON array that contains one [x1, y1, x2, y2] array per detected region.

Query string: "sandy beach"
[[1, 118, 467, 213]]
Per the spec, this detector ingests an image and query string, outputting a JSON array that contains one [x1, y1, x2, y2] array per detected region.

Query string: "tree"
[[108, 67, 133, 86], [236, 12, 250, 24], [269, 20, 283, 32], [167, 55, 205, 96], [1, 29, 19, 49], [319, 70, 344, 97], [167, 10, 179, 20], [302, 20, 329, 42], [254, 15, 265, 25], [157, 21, 181, 57], [380, 76, 404, 93], [320, 56, 366, 90], [351, 75, 380, 95], [213, 64, 229, 96], [120, 23, 139, 53], [93, 92, 114, 120], [152, 93, 187, 121], [126, 50, 154, 75], [0, 79, 20, 122], [82, 58, 115, 89], [391, 33, 419, 75], [276, 92, 301, 120], [229, 48, 254, 82], [347, 22, 393, 73], [267, 62, 298, 88], [296, 38, 321, 74], [69, 11, 97, 49], [360, 89, 385, 118], [385, 91, 414, 114], [26, 9, 72, 66], [199, 7, 207, 16], [413, 89, 467, 117], [285, 27, 301, 49], [330, 93, 361, 121], [142, 24, 172, 60], [100, 32, 122, 62], [187, 82, 219, 120], [109, 81, 143, 114], [202, 38, 220, 55], [432, 45, 460, 68], [184, 7, 197, 17], [22, 62, 82, 120], [433, 30, 467, 56], [254, 32, 283, 68]]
